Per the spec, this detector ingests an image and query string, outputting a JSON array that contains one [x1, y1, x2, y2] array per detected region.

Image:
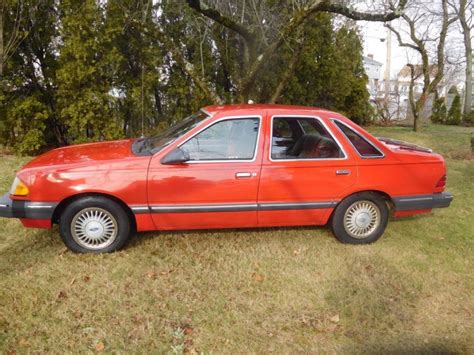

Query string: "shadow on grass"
[[362, 340, 466, 354], [0, 225, 64, 276], [322, 251, 468, 354], [130, 225, 335, 246]]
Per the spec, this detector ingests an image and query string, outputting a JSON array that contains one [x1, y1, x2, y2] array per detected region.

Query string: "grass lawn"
[[0, 124, 473, 353]]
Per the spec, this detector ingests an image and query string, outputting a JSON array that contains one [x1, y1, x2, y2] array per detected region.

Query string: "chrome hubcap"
[[343, 200, 380, 239], [71, 207, 118, 250]]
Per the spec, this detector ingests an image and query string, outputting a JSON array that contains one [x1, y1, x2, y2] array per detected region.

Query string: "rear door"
[[147, 114, 264, 230], [258, 113, 358, 227]]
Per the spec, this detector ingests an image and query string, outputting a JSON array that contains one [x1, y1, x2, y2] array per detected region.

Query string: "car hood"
[[23, 139, 137, 169]]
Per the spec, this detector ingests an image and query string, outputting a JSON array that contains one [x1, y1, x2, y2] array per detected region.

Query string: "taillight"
[[435, 175, 446, 188]]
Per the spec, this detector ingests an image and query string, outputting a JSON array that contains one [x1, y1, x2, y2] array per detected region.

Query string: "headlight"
[[10, 176, 29, 196]]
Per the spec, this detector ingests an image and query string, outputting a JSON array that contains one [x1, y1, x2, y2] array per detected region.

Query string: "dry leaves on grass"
[[95, 342, 105, 351]]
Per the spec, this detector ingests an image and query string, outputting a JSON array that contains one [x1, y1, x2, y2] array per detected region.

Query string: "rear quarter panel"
[[327, 115, 446, 199]]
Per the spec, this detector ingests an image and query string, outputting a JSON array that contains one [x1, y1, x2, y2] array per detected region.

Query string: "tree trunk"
[[0, 8, 4, 78], [269, 44, 303, 104], [463, 40, 472, 117], [459, 0, 472, 117], [413, 113, 419, 131]]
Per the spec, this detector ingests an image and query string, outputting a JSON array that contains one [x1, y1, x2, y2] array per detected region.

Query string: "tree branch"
[[186, 0, 254, 43], [155, 27, 223, 105], [385, 24, 420, 52], [316, 0, 408, 22], [240, 0, 409, 100], [269, 39, 304, 103]]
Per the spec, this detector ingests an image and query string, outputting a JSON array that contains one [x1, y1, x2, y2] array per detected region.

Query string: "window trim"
[[269, 115, 348, 162], [331, 119, 385, 159], [177, 115, 262, 164]]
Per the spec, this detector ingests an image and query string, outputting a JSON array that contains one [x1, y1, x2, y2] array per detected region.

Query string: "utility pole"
[[384, 27, 392, 103]]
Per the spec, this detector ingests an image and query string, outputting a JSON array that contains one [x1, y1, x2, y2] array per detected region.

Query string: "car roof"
[[202, 104, 346, 119]]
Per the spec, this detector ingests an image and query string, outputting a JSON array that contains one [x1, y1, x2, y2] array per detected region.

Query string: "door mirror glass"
[[161, 147, 190, 165]]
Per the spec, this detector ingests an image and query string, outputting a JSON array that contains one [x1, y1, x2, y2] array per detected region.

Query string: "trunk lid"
[[377, 137, 433, 154]]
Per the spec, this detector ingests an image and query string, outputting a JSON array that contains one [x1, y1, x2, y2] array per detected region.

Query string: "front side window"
[[271, 116, 344, 160], [333, 120, 383, 158], [181, 117, 260, 161]]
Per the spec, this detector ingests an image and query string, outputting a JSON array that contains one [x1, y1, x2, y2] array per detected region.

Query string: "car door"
[[257, 113, 358, 227], [147, 114, 264, 230]]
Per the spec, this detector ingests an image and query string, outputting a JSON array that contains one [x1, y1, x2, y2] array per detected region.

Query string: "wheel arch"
[[52, 192, 137, 232], [334, 189, 394, 214]]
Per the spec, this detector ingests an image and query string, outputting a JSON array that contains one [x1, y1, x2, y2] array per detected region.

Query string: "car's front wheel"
[[331, 192, 389, 244], [59, 196, 133, 253]]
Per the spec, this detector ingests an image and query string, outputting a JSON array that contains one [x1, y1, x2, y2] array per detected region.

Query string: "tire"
[[330, 192, 389, 244], [59, 196, 133, 253]]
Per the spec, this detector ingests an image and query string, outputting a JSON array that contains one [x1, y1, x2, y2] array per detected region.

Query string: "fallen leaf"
[[57, 291, 67, 300], [293, 249, 301, 256], [253, 273, 264, 282], [184, 326, 193, 335], [330, 314, 340, 323], [95, 342, 105, 351], [83, 275, 90, 282], [146, 271, 157, 279]]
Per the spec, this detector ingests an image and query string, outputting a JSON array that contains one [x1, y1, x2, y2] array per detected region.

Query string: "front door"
[[258, 114, 357, 227], [148, 115, 263, 230]]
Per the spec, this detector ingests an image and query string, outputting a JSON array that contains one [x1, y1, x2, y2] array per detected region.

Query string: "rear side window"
[[333, 120, 383, 158]]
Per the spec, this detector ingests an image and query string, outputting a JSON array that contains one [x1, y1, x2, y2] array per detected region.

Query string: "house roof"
[[363, 56, 383, 66], [398, 64, 438, 78]]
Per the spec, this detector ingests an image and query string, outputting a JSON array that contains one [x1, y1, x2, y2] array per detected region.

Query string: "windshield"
[[132, 110, 209, 156]]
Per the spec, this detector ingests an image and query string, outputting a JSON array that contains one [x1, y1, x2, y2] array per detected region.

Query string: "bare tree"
[[387, 0, 458, 131], [449, 0, 473, 117], [0, 0, 39, 78], [159, 0, 409, 104], [1, 0, 24, 77]]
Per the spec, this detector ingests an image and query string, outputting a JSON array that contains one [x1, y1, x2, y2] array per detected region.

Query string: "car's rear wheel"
[[331, 192, 389, 244], [59, 196, 132, 253]]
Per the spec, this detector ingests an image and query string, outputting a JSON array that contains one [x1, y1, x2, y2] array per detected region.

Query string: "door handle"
[[336, 169, 351, 175], [235, 172, 255, 179]]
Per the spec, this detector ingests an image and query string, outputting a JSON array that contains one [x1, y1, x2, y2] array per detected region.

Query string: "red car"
[[0, 104, 452, 253]]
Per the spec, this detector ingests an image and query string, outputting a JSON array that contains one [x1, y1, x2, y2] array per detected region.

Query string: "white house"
[[363, 54, 383, 98]]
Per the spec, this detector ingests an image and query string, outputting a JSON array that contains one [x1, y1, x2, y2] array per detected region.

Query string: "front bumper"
[[0, 193, 57, 219], [393, 192, 453, 211]]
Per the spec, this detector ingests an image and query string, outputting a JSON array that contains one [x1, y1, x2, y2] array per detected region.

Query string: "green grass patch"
[[0, 124, 473, 353]]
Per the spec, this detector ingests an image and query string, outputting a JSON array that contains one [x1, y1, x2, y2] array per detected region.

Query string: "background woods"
[[0, 0, 410, 154]]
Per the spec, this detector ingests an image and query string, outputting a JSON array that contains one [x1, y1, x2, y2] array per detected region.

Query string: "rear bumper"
[[393, 192, 453, 211], [0, 193, 57, 219]]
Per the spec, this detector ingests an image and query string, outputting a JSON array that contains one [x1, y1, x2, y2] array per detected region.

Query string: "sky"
[[359, 21, 411, 80], [359, 16, 467, 86]]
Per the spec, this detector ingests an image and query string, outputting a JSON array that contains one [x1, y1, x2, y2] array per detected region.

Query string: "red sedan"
[[0, 104, 452, 253]]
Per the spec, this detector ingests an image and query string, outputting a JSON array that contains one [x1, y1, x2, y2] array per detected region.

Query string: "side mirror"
[[161, 147, 190, 165]]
